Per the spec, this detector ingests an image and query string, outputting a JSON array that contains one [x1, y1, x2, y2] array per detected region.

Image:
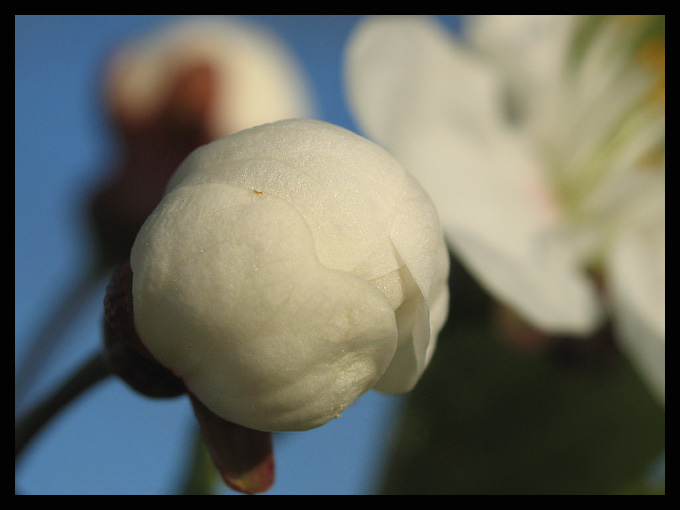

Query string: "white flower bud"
[[130, 119, 449, 432]]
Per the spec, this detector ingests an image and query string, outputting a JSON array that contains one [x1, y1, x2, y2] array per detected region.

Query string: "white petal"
[[167, 119, 408, 279], [606, 211, 665, 404], [375, 174, 450, 393], [346, 15, 602, 335], [345, 15, 507, 151], [465, 15, 577, 119], [131, 183, 398, 431], [395, 126, 602, 335]]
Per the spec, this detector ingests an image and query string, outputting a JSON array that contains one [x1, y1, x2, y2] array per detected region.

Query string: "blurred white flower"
[[105, 16, 315, 137], [130, 118, 450, 432], [345, 15, 664, 402]]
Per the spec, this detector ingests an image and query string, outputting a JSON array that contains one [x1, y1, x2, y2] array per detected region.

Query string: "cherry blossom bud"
[[130, 118, 450, 432]]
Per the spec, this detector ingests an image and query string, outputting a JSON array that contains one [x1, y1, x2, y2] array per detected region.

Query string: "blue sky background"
[[15, 15, 462, 495]]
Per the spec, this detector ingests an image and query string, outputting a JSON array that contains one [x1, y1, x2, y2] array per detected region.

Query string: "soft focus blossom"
[[129, 118, 450, 432], [103, 16, 314, 138], [90, 16, 314, 264], [345, 15, 664, 402]]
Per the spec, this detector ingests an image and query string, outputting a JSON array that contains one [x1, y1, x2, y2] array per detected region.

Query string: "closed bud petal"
[[131, 118, 450, 432]]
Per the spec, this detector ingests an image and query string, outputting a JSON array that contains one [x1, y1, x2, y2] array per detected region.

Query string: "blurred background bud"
[[89, 16, 316, 266]]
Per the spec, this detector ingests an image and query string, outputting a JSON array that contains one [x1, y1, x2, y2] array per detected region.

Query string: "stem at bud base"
[[189, 394, 275, 495], [15, 351, 111, 461]]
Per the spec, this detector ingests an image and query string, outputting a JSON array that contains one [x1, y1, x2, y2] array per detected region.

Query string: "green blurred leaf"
[[615, 478, 665, 495]]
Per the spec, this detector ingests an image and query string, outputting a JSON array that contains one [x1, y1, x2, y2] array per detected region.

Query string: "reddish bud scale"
[[103, 262, 186, 398], [189, 394, 275, 494]]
